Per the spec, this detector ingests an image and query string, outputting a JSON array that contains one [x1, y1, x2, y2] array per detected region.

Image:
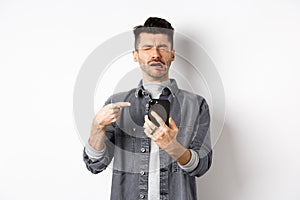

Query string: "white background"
[[1, 0, 300, 199]]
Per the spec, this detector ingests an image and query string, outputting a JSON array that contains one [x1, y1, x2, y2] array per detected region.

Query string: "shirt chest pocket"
[[113, 127, 138, 173], [114, 127, 136, 152]]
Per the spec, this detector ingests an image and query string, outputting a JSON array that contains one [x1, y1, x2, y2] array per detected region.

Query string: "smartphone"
[[148, 99, 170, 127]]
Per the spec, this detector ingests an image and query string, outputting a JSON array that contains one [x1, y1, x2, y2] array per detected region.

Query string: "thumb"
[[168, 117, 177, 130]]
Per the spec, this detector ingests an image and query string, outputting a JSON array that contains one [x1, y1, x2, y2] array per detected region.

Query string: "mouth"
[[149, 61, 164, 68]]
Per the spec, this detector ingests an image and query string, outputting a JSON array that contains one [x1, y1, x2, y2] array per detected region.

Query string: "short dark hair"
[[133, 17, 174, 50]]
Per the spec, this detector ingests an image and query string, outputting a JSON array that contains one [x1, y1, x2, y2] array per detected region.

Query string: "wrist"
[[89, 125, 106, 151], [176, 149, 191, 166], [88, 135, 105, 151], [163, 140, 192, 165], [164, 140, 186, 160], [91, 120, 106, 135]]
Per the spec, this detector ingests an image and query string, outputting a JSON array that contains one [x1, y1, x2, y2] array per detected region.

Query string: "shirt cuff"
[[178, 149, 199, 172], [85, 142, 106, 161]]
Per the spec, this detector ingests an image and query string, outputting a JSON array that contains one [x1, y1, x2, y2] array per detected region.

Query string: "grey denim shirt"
[[83, 79, 213, 200]]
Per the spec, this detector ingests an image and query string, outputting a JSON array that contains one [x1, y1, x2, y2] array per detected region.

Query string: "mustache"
[[148, 59, 165, 65]]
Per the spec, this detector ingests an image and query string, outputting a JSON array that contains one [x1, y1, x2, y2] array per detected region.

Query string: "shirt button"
[[132, 128, 136, 132], [140, 171, 145, 175], [140, 148, 146, 153], [140, 194, 145, 199]]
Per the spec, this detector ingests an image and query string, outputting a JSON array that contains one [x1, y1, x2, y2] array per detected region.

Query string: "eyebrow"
[[141, 44, 153, 48], [140, 44, 169, 48], [157, 44, 169, 48]]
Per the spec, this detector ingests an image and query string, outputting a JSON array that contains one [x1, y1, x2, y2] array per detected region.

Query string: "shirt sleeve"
[[83, 123, 116, 174], [83, 96, 116, 174], [177, 149, 199, 172], [85, 141, 107, 162], [185, 97, 213, 177]]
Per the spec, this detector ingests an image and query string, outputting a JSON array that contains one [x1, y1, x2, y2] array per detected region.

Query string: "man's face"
[[133, 32, 175, 82]]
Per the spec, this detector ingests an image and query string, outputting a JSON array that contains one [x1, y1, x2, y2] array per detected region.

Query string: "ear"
[[132, 50, 138, 62], [171, 50, 175, 61]]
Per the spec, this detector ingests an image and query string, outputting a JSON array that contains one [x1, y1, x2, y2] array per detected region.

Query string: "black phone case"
[[148, 99, 170, 127]]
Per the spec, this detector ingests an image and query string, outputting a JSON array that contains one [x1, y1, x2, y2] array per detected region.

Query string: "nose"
[[150, 47, 161, 59]]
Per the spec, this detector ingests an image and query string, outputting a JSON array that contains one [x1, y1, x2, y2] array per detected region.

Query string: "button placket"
[[139, 138, 150, 199]]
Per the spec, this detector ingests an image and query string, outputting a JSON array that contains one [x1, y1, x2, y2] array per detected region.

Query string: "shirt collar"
[[135, 78, 179, 98]]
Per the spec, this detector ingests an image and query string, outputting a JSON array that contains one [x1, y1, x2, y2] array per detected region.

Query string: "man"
[[83, 17, 212, 200]]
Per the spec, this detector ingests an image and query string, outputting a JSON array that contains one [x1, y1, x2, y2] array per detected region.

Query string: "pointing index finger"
[[114, 102, 131, 108]]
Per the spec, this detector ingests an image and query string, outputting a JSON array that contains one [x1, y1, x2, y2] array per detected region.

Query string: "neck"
[[143, 79, 170, 85], [142, 79, 171, 99], [142, 76, 169, 83]]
